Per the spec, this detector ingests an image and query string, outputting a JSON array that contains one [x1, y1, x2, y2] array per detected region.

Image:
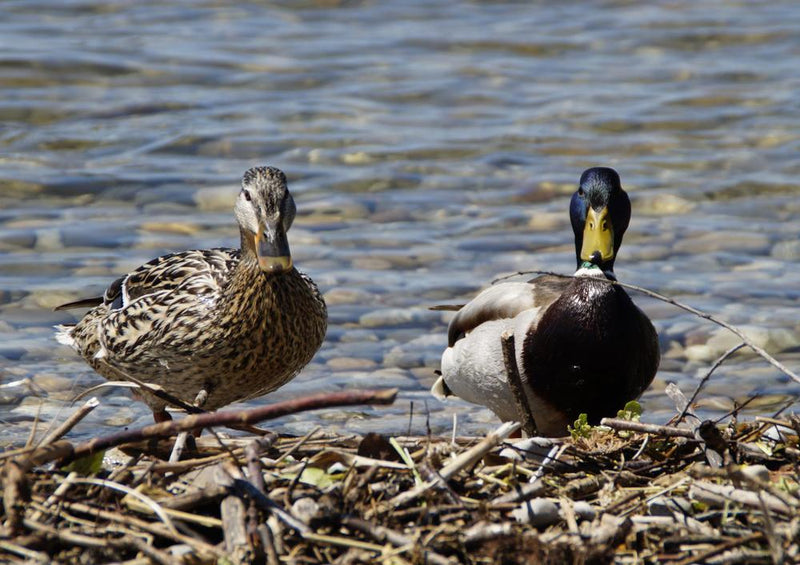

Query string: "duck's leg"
[[153, 410, 172, 423], [168, 389, 209, 462]]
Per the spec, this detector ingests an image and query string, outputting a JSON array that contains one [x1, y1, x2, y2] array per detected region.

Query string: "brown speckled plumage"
[[56, 167, 327, 416]]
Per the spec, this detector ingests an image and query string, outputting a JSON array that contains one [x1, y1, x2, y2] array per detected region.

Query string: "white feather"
[[54, 325, 75, 348], [438, 308, 540, 423]]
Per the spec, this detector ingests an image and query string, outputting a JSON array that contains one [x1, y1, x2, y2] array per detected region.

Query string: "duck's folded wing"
[[91, 250, 241, 374], [447, 275, 569, 346], [120, 248, 238, 306], [56, 249, 239, 313]]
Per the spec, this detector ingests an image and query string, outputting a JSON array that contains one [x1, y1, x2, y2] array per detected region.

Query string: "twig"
[[38, 397, 100, 446], [600, 418, 696, 439], [385, 421, 521, 510], [169, 389, 208, 463], [0, 539, 49, 564], [30, 495, 224, 558], [159, 485, 229, 511], [2, 459, 29, 536], [24, 400, 43, 448], [678, 343, 746, 422], [230, 475, 311, 535], [301, 532, 385, 553], [246, 434, 278, 494], [67, 477, 178, 534], [690, 481, 793, 516], [462, 522, 514, 546], [671, 532, 765, 565], [33, 388, 397, 466], [273, 426, 321, 466], [342, 517, 452, 565], [257, 523, 280, 565], [220, 486, 251, 562], [29, 471, 78, 522], [495, 270, 800, 385], [491, 479, 548, 505], [692, 465, 800, 511], [23, 517, 175, 565], [150, 450, 243, 474], [500, 331, 538, 437]]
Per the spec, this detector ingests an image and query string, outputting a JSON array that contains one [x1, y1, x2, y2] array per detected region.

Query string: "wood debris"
[[2, 388, 800, 564]]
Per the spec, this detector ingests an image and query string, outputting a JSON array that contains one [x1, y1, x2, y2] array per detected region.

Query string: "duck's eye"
[[578, 188, 584, 197], [243, 190, 252, 202]]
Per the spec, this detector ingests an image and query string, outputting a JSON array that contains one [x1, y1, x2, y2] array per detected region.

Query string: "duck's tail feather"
[[54, 324, 76, 347], [54, 297, 103, 311]]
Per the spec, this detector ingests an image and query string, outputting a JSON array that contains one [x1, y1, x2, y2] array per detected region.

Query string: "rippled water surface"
[[2, 0, 800, 445]]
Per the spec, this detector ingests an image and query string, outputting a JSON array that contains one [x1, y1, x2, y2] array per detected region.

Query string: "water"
[[2, 0, 800, 446]]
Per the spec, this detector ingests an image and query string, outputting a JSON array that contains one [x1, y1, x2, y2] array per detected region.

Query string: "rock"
[[684, 325, 800, 363], [341, 151, 373, 165], [326, 357, 377, 371], [499, 437, 556, 461], [572, 501, 597, 521], [740, 464, 769, 483], [636, 193, 695, 216], [290, 498, 319, 525], [527, 211, 563, 231], [383, 334, 446, 369], [355, 368, 418, 390], [359, 308, 430, 328], [337, 329, 379, 344], [648, 496, 693, 517], [350, 257, 393, 270], [193, 186, 233, 211], [324, 287, 376, 306], [511, 498, 560, 527], [32, 374, 74, 393], [771, 240, 800, 260], [673, 231, 770, 255]]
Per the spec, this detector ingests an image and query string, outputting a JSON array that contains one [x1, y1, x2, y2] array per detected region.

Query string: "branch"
[[500, 331, 538, 437], [21, 389, 398, 467]]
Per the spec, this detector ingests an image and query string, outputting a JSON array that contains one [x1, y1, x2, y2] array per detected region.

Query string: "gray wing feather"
[[447, 275, 569, 346]]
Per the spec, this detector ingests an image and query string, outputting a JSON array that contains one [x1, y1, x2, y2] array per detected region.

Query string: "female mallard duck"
[[433, 167, 659, 436], [56, 166, 327, 422]]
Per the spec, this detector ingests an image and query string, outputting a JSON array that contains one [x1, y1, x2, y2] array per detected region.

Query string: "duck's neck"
[[240, 228, 257, 259], [574, 261, 617, 281]]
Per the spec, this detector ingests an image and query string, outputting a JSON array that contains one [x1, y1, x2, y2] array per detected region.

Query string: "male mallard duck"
[[56, 166, 327, 422], [433, 167, 659, 436]]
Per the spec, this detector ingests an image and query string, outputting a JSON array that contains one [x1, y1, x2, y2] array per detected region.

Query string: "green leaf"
[[569, 413, 592, 440], [297, 466, 343, 489], [617, 400, 642, 421], [389, 437, 423, 486], [61, 450, 105, 475]]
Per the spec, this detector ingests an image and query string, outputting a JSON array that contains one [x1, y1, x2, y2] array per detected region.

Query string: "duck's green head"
[[569, 167, 631, 273], [235, 166, 296, 274]]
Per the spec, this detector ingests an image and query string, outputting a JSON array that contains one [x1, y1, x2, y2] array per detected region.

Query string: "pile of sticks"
[[2, 385, 800, 564]]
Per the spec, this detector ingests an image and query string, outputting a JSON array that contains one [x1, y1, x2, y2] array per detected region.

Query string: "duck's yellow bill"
[[581, 206, 614, 263]]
